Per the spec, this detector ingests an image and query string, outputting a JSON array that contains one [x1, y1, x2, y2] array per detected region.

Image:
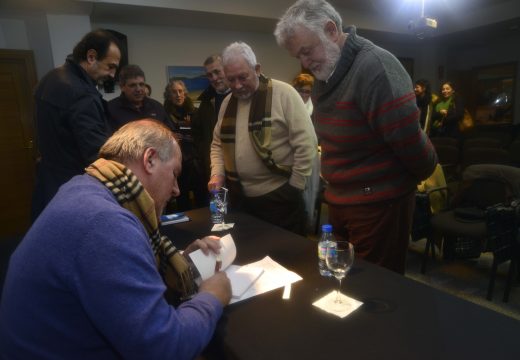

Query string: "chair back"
[[485, 202, 519, 261], [508, 140, 520, 166], [433, 144, 460, 181], [463, 137, 502, 149], [431, 137, 459, 148], [461, 147, 510, 170]]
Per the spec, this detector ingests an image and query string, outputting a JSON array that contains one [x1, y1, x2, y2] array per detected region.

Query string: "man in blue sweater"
[[0, 119, 231, 359]]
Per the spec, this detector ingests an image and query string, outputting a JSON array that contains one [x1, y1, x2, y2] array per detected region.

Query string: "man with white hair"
[[1, 120, 231, 359], [209, 41, 317, 235], [275, 0, 437, 273]]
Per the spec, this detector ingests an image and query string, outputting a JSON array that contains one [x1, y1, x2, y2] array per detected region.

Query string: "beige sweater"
[[211, 79, 317, 197]]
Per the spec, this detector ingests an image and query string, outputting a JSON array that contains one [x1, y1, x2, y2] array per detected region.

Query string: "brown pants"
[[328, 191, 415, 274]]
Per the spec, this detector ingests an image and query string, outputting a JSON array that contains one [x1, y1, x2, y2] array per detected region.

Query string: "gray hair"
[[222, 42, 257, 69], [99, 119, 177, 164], [203, 54, 222, 67], [163, 79, 187, 102], [274, 0, 343, 46]]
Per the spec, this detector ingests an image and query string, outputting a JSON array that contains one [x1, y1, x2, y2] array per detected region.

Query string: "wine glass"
[[325, 241, 354, 311]]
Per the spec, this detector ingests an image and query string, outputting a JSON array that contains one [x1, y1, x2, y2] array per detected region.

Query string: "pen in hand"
[[215, 254, 222, 273]]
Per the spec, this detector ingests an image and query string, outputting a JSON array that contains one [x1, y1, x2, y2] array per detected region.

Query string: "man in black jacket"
[[31, 29, 121, 221], [107, 64, 170, 133], [191, 55, 230, 196]]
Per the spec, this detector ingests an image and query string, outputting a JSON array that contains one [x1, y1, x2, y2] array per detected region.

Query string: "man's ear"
[[324, 20, 339, 41], [143, 148, 157, 175], [254, 64, 261, 75], [86, 49, 98, 65]]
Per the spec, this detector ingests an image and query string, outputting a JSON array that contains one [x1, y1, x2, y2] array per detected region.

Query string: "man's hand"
[[199, 272, 232, 306], [208, 174, 225, 192], [183, 235, 221, 256]]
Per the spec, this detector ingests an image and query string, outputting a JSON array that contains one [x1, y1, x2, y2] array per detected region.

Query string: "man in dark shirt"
[[192, 55, 231, 191], [107, 64, 170, 132], [31, 29, 121, 221]]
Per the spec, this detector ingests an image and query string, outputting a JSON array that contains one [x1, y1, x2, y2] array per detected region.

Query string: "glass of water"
[[210, 187, 228, 224]]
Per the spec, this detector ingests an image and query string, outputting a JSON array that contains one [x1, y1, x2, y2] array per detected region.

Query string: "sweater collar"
[[316, 26, 364, 96]]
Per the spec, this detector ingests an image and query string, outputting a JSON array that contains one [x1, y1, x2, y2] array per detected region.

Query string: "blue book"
[[160, 212, 190, 225]]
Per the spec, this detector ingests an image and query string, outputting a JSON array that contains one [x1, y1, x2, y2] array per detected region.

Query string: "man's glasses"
[[297, 88, 312, 95]]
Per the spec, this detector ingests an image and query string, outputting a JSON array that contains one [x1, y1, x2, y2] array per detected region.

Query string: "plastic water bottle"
[[318, 224, 335, 276], [209, 193, 223, 224]]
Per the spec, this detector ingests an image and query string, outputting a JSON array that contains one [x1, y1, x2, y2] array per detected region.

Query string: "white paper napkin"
[[211, 223, 235, 231], [312, 291, 363, 318]]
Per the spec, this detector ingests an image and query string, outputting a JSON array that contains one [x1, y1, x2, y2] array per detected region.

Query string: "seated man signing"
[[0, 119, 231, 359]]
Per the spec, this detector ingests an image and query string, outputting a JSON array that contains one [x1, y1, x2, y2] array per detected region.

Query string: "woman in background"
[[292, 73, 314, 118], [414, 79, 436, 135], [293, 72, 320, 233], [164, 79, 207, 211], [431, 81, 464, 139]]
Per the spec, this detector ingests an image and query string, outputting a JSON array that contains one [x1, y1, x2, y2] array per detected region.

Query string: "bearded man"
[[275, 0, 437, 273]]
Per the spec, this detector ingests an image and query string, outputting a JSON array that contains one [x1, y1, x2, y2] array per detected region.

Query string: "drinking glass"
[[210, 187, 228, 225], [325, 241, 354, 310]]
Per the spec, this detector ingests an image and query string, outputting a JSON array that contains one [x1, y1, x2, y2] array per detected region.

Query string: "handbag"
[[459, 109, 474, 132]]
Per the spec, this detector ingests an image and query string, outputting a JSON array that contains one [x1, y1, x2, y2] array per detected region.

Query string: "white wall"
[[1, 15, 55, 79], [0, 18, 29, 49], [46, 14, 91, 68], [93, 21, 302, 103]]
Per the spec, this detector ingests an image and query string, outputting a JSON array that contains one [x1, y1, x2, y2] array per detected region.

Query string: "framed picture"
[[166, 66, 209, 102]]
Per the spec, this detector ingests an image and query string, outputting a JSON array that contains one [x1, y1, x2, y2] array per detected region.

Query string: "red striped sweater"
[[314, 27, 437, 205]]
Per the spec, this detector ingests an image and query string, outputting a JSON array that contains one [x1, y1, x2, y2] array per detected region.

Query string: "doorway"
[[0, 49, 38, 237]]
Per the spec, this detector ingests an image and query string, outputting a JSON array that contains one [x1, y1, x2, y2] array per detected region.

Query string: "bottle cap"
[[321, 224, 332, 232]]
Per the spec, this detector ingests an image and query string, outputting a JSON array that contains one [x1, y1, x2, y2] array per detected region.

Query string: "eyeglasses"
[[297, 88, 312, 95]]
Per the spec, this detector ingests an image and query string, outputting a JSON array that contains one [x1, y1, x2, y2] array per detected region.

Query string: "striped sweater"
[[314, 26, 437, 205]]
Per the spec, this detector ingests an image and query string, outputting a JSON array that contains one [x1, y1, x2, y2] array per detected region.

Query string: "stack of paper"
[[188, 234, 264, 299], [188, 234, 303, 303]]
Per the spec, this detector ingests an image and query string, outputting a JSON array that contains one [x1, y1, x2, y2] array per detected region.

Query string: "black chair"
[[508, 140, 520, 167], [461, 147, 510, 170], [431, 137, 459, 148], [411, 186, 450, 274], [463, 137, 502, 150], [433, 144, 460, 182], [425, 165, 520, 301]]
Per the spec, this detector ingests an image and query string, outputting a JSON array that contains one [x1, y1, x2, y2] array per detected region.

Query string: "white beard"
[[312, 38, 341, 81]]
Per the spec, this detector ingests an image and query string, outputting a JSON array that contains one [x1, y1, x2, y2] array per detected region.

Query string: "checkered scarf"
[[85, 158, 196, 301]]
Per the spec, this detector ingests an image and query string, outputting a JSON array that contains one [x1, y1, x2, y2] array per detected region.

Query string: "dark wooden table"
[[162, 208, 520, 360]]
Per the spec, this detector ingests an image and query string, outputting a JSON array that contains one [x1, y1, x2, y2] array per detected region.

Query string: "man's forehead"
[[105, 43, 121, 62], [224, 57, 251, 72], [205, 60, 223, 71], [125, 76, 145, 84], [287, 27, 317, 52]]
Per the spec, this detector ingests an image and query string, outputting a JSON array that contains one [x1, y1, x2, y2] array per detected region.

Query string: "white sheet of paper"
[[226, 265, 264, 298], [230, 256, 302, 304], [188, 234, 236, 280]]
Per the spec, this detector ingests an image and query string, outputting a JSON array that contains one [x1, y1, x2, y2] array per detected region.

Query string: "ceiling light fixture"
[[408, 0, 438, 39]]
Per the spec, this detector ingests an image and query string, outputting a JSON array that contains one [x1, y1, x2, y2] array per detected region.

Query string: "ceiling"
[[1, 0, 520, 46]]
